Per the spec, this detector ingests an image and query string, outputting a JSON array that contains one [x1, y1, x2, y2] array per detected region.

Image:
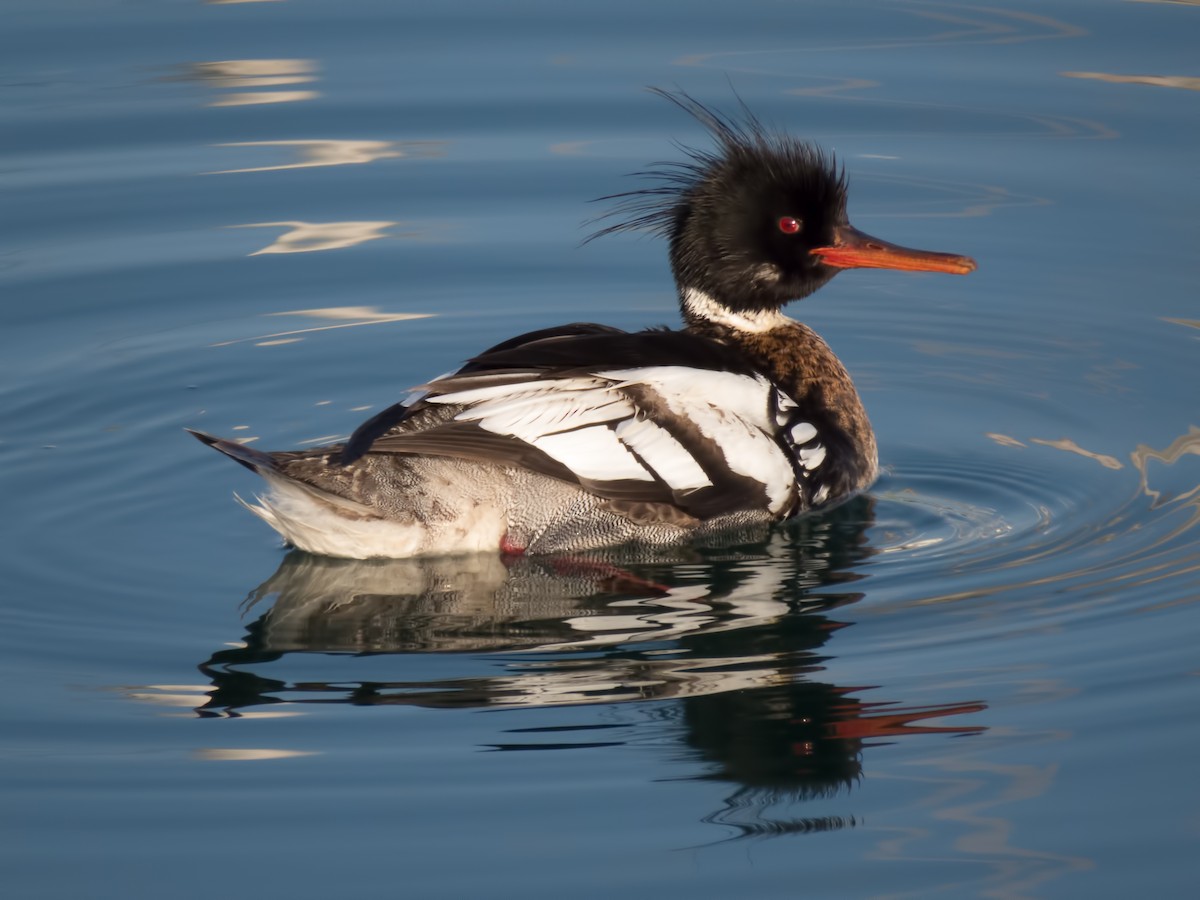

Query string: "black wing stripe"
[[616, 383, 777, 518]]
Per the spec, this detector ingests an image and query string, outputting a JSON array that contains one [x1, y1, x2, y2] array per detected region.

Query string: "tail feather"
[[186, 428, 277, 474], [190, 428, 511, 558], [235, 491, 283, 530], [189, 427, 379, 518]]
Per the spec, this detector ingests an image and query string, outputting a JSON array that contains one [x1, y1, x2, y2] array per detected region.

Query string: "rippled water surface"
[[3, 1, 1199, 897]]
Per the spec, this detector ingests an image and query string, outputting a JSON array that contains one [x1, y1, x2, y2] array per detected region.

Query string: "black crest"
[[587, 88, 847, 244]]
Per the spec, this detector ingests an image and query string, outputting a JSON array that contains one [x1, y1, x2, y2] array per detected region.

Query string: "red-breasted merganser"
[[190, 90, 975, 559]]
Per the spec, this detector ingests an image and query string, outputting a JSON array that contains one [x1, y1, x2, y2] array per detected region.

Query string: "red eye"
[[778, 216, 802, 234]]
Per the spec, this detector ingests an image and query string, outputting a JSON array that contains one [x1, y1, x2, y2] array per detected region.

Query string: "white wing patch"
[[532, 427, 653, 482], [601, 367, 796, 512], [426, 375, 652, 483], [614, 417, 712, 491], [600, 366, 770, 425], [469, 391, 628, 440], [425, 365, 801, 513]]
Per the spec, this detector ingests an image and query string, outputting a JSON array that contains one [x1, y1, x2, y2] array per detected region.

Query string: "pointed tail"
[[186, 428, 278, 474]]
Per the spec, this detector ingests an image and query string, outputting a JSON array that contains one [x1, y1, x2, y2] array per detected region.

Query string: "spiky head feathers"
[[592, 90, 850, 311]]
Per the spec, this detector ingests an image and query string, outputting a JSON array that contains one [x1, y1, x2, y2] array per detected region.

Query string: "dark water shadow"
[[195, 498, 986, 838]]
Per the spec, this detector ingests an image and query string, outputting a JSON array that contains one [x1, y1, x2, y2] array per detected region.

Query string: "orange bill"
[[811, 225, 976, 275]]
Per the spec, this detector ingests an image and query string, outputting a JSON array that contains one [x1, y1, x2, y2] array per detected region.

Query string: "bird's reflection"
[[197, 498, 985, 836], [685, 682, 985, 840]]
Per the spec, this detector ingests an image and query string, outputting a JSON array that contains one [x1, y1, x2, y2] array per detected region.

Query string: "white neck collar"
[[682, 287, 791, 333]]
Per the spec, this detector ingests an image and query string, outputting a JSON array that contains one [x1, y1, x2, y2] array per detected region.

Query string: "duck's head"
[[594, 89, 976, 330]]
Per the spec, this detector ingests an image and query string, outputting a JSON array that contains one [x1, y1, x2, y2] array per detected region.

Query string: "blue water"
[[3, 1, 1199, 897]]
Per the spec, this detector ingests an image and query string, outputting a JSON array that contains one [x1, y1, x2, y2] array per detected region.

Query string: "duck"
[[189, 89, 976, 559]]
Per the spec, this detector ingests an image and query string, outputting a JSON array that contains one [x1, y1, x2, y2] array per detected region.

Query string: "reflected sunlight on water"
[[231, 220, 400, 254], [193, 748, 319, 761], [210, 306, 435, 347], [205, 139, 442, 175], [191, 58, 320, 106]]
